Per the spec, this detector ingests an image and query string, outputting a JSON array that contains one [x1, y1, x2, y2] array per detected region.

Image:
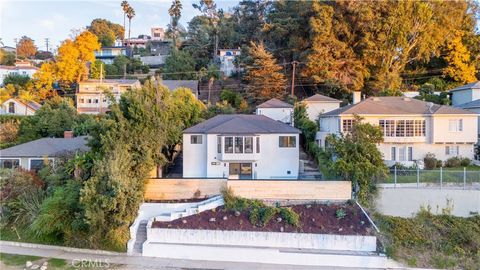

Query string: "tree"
[[126, 6, 136, 40], [17, 36, 37, 59], [443, 31, 477, 83], [168, 0, 183, 48], [88, 19, 125, 47], [244, 42, 286, 102], [184, 15, 214, 69], [0, 49, 15, 65], [33, 62, 56, 98], [162, 49, 197, 80], [121, 1, 130, 42], [323, 116, 387, 205], [193, 0, 219, 59], [302, 3, 365, 92]]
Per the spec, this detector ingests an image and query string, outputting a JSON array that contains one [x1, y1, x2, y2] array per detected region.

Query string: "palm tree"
[[168, 0, 182, 48], [126, 6, 135, 41], [121, 1, 130, 41]]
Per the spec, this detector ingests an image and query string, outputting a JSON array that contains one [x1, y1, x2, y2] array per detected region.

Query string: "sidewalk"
[[1, 240, 386, 270]]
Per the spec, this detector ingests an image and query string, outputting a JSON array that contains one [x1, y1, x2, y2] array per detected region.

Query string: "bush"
[[424, 153, 439, 170], [444, 157, 461, 168], [279, 207, 300, 227], [460, 157, 471, 167]]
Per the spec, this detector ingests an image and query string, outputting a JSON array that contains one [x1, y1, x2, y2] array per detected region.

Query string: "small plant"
[[279, 207, 300, 227], [336, 208, 347, 219]]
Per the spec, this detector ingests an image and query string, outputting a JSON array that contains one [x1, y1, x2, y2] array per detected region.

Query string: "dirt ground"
[[153, 203, 373, 235]]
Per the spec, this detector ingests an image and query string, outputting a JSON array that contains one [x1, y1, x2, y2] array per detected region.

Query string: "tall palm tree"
[[168, 0, 182, 48], [126, 6, 135, 41], [121, 1, 130, 41]]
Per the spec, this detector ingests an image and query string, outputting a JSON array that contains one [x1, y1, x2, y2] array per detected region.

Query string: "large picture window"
[[279, 136, 296, 148], [380, 119, 425, 137]]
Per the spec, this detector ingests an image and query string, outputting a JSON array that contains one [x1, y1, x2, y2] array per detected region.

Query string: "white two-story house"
[[317, 97, 478, 166], [76, 79, 141, 114], [183, 114, 301, 179], [302, 94, 342, 122], [255, 98, 294, 126]]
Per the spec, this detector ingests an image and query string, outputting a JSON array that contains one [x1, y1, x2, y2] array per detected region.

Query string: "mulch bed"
[[152, 203, 373, 235]]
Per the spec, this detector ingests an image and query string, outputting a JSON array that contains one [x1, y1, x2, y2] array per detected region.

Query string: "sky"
[[0, 0, 240, 50]]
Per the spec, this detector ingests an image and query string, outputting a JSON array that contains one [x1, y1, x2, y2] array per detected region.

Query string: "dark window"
[[190, 135, 202, 144], [245, 137, 253, 153], [279, 136, 296, 148], [408, 147, 413, 161], [235, 137, 243, 153], [256, 137, 260, 153], [0, 159, 19, 169], [8, 102, 15, 113], [391, 147, 396, 161], [217, 136, 221, 153], [30, 159, 47, 172], [225, 137, 233, 153]]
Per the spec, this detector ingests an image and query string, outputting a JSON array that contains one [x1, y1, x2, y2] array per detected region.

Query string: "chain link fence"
[[380, 167, 480, 189]]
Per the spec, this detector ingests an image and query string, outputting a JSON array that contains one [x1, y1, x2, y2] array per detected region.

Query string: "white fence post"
[[440, 167, 443, 189], [394, 166, 397, 188], [463, 167, 466, 190]]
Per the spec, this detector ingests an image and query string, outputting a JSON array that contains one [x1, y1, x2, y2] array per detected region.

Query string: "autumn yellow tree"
[[443, 31, 477, 84], [244, 42, 286, 102], [17, 36, 37, 59]]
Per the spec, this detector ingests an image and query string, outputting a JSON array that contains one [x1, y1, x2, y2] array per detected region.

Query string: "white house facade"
[[317, 97, 478, 166], [218, 49, 241, 77], [0, 64, 38, 86], [0, 98, 41, 116], [76, 79, 141, 114], [255, 98, 294, 126], [183, 114, 301, 179], [302, 94, 341, 122]]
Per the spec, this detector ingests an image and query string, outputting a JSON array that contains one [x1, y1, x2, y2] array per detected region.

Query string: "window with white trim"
[[279, 136, 296, 148], [445, 145, 460, 156], [0, 159, 20, 169], [449, 119, 463, 132], [342, 119, 354, 133], [190, 135, 202, 144]]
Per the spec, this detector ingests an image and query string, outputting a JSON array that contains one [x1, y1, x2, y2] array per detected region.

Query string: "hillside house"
[[302, 94, 342, 121], [255, 98, 294, 126], [0, 98, 41, 116]]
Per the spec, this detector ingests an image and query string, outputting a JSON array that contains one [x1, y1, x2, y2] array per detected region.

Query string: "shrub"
[[279, 207, 300, 227], [444, 157, 461, 168], [424, 153, 439, 170], [336, 208, 347, 219], [460, 157, 471, 167]]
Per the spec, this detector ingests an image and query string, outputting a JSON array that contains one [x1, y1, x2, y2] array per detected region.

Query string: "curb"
[[0, 240, 125, 256]]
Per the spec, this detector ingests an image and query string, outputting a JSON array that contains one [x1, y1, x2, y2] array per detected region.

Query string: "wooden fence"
[[144, 179, 351, 201]]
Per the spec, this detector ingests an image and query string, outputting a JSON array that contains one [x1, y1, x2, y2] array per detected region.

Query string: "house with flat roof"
[[0, 132, 89, 171], [0, 98, 41, 116], [317, 96, 478, 166], [76, 79, 141, 114], [302, 94, 342, 122], [183, 114, 301, 179], [255, 98, 294, 126]]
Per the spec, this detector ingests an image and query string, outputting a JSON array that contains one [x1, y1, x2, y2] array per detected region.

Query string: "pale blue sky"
[[0, 0, 239, 50]]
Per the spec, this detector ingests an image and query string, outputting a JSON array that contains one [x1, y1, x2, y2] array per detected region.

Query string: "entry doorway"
[[229, 163, 252, 179]]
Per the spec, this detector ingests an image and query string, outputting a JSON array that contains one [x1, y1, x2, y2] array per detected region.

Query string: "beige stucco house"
[[317, 96, 478, 166]]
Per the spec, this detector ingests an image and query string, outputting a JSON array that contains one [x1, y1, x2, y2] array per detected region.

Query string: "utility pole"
[[291, 61, 297, 98], [100, 62, 104, 84], [44, 38, 50, 52]]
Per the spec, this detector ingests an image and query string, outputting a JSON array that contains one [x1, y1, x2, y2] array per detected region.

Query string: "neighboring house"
[[449, 81, 480, 106], [0, 98, 41, 116], [317, 96, 478, 166], [183, 114, 301, 179], [302, 94, 341, 122], [76, 79, 141, 114], [0, 63, 38, 85], [124, 36, 149, 49], [161, 80, 199, 98], [0, 132, 89, 171], [455, 99, 480, 138], [151, 27, 165, 40], [256, 98, 294, 126], [218, 49, 240, 77], [94, 46, 127, 64]]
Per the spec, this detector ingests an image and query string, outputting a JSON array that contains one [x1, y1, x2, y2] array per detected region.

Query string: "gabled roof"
[[322, 96, 476, 116], [161, 80, 198, 91], [3, 98, 41, 111], [449, 81, 480, 92], [0, 136, 90, 157], [455, 99, 480, 109], [304, 94, 341, 103], [184, 114, 301, 134], [256, 98, 293, 109]]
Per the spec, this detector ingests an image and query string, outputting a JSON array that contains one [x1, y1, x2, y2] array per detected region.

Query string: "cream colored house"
[[302, 94, 341, 122], [0, 98, 41, 116], [317, 97, 478, 166], [76, 79, 141, 114]]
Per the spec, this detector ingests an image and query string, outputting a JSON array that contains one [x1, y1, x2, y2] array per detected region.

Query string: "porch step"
[[132, 220, 148, 255]]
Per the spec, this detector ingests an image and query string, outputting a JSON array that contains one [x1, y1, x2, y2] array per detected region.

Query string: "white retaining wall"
[[144, 228, 376, 252], [376, 188, 480, 217]]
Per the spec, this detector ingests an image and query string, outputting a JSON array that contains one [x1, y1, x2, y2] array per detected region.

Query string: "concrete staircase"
[[154, 195, 224, 222], [299, 148, 322, 180], [132, 220, 148, 255]]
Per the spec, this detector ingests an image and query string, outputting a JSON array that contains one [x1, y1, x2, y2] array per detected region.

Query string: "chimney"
[[64, 130, 74, 139], [352, 91, 362, 104]]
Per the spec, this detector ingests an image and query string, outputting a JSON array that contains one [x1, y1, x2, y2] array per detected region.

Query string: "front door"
[[229, 163, 252, 179]]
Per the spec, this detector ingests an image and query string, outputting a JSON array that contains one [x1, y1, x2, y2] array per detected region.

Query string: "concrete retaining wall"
[[144, 178, 226, 201], [145, 228, 376, 252], [376, 188, 480, 217]]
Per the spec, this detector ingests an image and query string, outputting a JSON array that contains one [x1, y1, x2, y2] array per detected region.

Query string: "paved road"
[[0, 241, 390, 270]]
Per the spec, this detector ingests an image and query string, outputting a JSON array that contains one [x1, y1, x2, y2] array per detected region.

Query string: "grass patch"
[[0, 253, 41, 266], [48, 258, 68, 268], [0, 225, 63, 246], [375, 210, 480, 270]]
